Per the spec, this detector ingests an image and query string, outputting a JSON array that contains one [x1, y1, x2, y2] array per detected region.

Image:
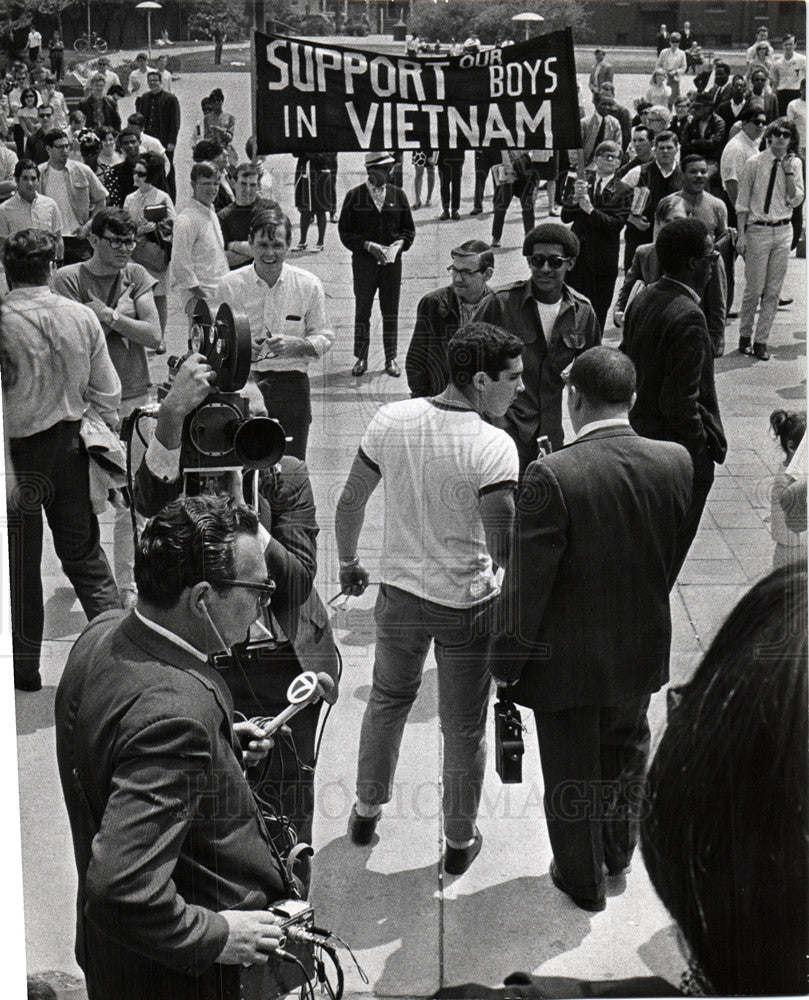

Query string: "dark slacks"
[[566, 262, 617, 331], [226, 646, 321, 891], [8, 421, 120, 683], [623, 224, 650, 273], [473, 150, 489, 211], [778, 89, 801, 116], [352, 255, 402, 363], [165, 147, 176, 202], [534, 694, 652, 903], [255, 370, 312, 462], [669, 451, 715, 586], [491, 174, 536, 242], [439, 158, 463, 213]]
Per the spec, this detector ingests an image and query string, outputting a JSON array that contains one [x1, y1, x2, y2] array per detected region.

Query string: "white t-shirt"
[[360, 397, 518, 608], [536, 299, 562, 339]]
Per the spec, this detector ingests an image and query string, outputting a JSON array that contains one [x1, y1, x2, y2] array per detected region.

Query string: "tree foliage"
[[411, 0, 593, 45], [188, 0, 250, 41]]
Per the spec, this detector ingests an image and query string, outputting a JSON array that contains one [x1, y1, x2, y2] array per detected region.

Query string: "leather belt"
[[751, 219, 791, 226]]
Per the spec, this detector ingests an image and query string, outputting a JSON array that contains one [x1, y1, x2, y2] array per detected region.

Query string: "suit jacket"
[[133, 456, 340, 694], [405, 283, 494, 397], [338, 182, 415, 265], [560, 170, 632, 276], [77, 95, 121, 131], [620, 276, 727, 463], [716, 98, 751, 132], [55, 609, 293, 1000], [580, 112, 622, 165], [488, 427, 693, 710], [135, 88, 181, 147], [681, 112, 727, 162]]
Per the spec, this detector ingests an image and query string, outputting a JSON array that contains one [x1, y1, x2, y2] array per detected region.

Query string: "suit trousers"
[[7, 421, 120, 683], [491, 175, 536, 242], [739, 222, 792, 344], [473, 150, 489, 211], [534, 694, 652, 903], [669, 450, 715, 586], [356, 584, 494, 843], [352, 255, 402, 362], [623, 224, 650, 273], [255, 370, 312, 462], [566, 261, 617, 331], [439, 158, 463, 213]]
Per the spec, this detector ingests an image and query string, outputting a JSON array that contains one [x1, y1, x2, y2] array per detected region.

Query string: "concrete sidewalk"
[[15, 71, 806, 999]]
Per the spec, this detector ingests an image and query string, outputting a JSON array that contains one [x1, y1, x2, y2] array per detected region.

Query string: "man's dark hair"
[[193, 137, 223, 162], [656, 217, 709, 275], [447, 321, 522, 389], [765, 116, 799, 149], [249, 207, 292, 244], [127, 112, 146, 128], [90, 206, 137, 239], [27, 978, 57, 1000], [234, 161, 260, 180], [190, 160, 219, 184], [44, 129, 68, 148], [632, 126, 652, 140], [568, 346, 636, 406], [3, 229, 57, 285], [714, 60, 731, 74], [116, 127, 140, 150], [135, 494, 260, 609], [14, 158, 38, 181], [739, 105, 765, 124], [452, 238, 494, 272], [522, 222, 579, 259], [680, 153, 708, 171], [654, 129, 679, 146]]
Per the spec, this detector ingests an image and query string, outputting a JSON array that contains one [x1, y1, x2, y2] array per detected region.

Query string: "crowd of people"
[[0, 26, 805, 1000]]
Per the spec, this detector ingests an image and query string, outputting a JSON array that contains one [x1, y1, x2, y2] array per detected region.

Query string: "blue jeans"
[[356, 583, 494, 843]]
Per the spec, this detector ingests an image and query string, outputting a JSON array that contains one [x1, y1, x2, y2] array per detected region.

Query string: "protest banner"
[[255, 29, 582, 154]]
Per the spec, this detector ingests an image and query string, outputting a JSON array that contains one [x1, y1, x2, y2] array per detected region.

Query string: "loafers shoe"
[[440, 209, 450, 220], [738, 337, 753, 355], [470, 207, 483, 215], [384, 358, 401, 377], [753, 343, 770, 361], [549, 860, 606, 912], [348, 804, 380, 845], [451, 211, 460, 219], [779, 298, 793, 308], [14, 670, 42, 692], [443, 832, 483, 875], [351, 358, 368, 377]]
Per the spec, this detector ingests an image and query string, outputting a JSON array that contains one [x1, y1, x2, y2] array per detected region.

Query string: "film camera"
[[494, 689, 525, 784], [160, 298, 287, 498]]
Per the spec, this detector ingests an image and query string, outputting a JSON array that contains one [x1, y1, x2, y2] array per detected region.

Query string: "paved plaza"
[[11, 57, 808, 998]]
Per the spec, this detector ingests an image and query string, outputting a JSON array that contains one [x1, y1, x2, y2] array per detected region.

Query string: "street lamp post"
[[511, 11, 545, 42], [136, 1, 163, 59]]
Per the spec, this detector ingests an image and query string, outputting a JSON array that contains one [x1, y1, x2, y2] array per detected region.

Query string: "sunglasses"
[[38, 111, 52, 118], [101, 235, 137, 250], [769, 129, 792, 139], [753, 120, 767, 128], [216, 578, 276, 606], [528, 254, 571, 269], [133, 169, 148, 177]]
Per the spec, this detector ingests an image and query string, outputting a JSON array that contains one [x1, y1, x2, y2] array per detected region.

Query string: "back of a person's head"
[[770, 409, 807, 458], [641, 562, 808, 995], [3, 228, 56, 285], [193, 137, 223, 162], [27, 979, 57, 1000], [656, 217, 708, 275], [568, 347, 635, 407], [447, 321, 522, 389]]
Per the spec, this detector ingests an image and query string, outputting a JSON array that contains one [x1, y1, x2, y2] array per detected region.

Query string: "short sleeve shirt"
[[52, 261, 157, 399], [360, 397, 518, 608]]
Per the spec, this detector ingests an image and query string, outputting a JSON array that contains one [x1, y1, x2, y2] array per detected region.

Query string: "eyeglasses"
[[217, 578, 276, 606], [769, 129, 792, 139], [696, 250, 721, 262], [447, 264, 483, 276], [528, 254, 571, 269], [101, 235, 137, 250], [596, 151, 620, 160], [753, 120, 768, 128]]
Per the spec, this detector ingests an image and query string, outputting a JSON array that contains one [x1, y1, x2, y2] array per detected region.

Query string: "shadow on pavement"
[[15, 686, 56, 737]]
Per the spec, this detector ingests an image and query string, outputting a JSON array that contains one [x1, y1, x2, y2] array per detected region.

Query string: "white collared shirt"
[[574, 417, 631, 441], [736, 147, 805, 223], [134, 608, 209, 663], [366, 180, 386, 211], [169, 197, 229, 299], [214, 261, 334, 373], [0, 191, 62, 238]]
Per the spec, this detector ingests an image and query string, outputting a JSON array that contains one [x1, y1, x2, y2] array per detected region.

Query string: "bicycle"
[[73, 31, 107, 54]]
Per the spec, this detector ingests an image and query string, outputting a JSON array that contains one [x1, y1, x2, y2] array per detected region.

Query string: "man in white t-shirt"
[[335, 321, 523, 876]]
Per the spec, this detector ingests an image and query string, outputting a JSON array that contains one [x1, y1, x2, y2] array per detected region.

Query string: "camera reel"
[[182, 299, 286, 478]]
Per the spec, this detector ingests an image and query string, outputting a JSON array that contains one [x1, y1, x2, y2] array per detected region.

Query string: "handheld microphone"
[[259, 671, 334, 737]]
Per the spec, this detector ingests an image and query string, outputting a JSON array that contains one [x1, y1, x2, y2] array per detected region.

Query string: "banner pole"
[[251, 5, 258, 164]]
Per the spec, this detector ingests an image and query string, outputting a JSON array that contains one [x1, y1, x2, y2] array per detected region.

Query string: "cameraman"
[[133, 353, 339, 888], [56, 494, 291, 1000]]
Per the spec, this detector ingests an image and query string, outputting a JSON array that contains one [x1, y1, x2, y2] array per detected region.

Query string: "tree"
[[188, 0, 250, 43], [36, 0, 79, 35], [411, 0, 593, 46]]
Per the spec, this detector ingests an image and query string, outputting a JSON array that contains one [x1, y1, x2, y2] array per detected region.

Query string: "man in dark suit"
[[560, 140, 632, 329], [716, 74, 751, 133], [55, 493, 299, 1000], [488, 346, 693, 912], [133, 354, 339, 884], [135, 69, 180, 200], [621, 217, 727, 583], [338, 150, 415, 377]]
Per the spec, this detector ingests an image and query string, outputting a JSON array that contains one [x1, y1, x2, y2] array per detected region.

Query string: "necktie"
[[763, 158, 780, 215]]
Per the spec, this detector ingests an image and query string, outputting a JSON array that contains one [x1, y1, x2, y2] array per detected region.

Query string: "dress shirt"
[[720, 130, 759, 185], [787, 98, 806, 154], [214, 261, 333, 373], [169, 197, 228, 298], [39, 158, 107, 228], [620, 161, 679, 189], [736, 148, 805, 222], [0, 191, 62, 238], [133, 608, 207, 663], [1, 286, 120, 438], [773, 53, 806, 91], [657, 48, 687, 76], [0, 145, 17, 188], [575, 416, 631, 440], [366, 179, 386, 212]]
